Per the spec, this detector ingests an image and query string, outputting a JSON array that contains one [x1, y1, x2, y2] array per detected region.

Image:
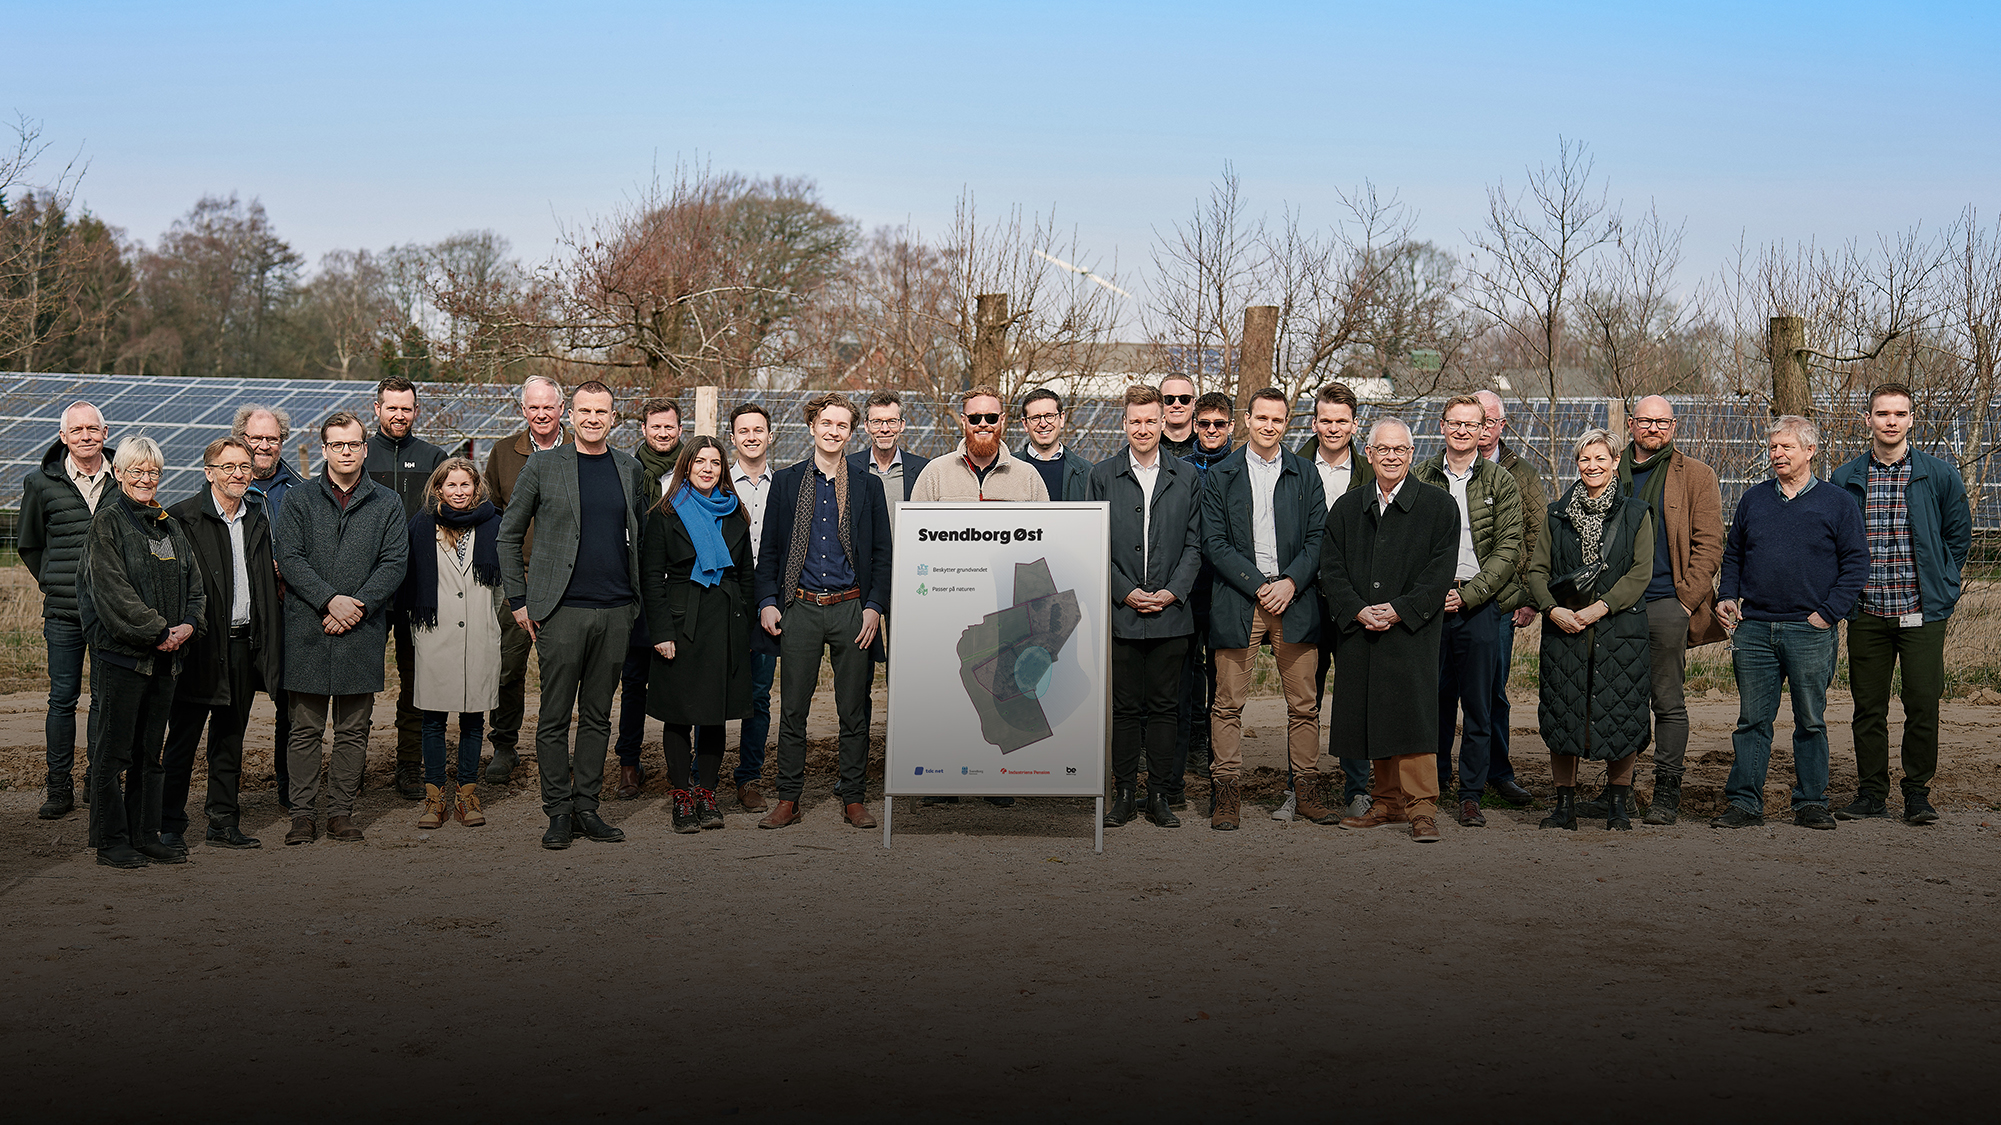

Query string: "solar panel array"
[[4, 373, 1999, 528]]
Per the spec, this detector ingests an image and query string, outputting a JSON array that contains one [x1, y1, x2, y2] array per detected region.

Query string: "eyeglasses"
[[323, 440, 366, 453], [964, 413, 1002, 426], [1632, 418, 1676, 430], [206, 463, 255, 477], [242, 436, 282, 447], [1371, 446, 1414, 458], [122, 468, 163, 481], [1162, 394, 1195, 406], [865, 417, 903, 430], [1194, 419, 1232, 430], [1443, 421, 1481, 433], [1024, 412, 1061, 424]]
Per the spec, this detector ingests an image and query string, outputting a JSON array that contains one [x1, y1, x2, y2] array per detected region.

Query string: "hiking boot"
[[454, 784, 485, 826], [1576, 788, 1610, 819], [418, 784, 449, 829], [671, 789, 700, 834], [1642, 775, 1681, 825], [1294, 780, 1339, 825], [1210, 778, 1241, 831], [37, 778, 74, 820]]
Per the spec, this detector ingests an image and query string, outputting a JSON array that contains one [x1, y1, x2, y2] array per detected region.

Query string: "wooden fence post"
[[694, 385, 719, 437], [1769, 316, 1810, 418], [1237, 306, 1279, 440], [973, 293, 1009, 391]]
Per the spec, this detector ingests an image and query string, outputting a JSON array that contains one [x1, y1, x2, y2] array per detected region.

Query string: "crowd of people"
[[19, 373, 1969, 864]]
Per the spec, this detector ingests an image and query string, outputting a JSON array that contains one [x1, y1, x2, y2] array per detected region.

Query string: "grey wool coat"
[[273, 475, 410, 695], [1088, 450, 1203, 640], [498, 445, 648, 622], [1318, 479, 1460, 760], [641, 503, 755, 725]]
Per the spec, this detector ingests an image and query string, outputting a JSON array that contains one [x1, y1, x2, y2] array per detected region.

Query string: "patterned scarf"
[[780, 460, 851, 605], [1564, 483, 1618, 569]]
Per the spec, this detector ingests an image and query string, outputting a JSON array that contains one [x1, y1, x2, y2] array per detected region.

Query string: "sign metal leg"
[[1094, 795, 1104, 853], [882, 794, 893, 849]]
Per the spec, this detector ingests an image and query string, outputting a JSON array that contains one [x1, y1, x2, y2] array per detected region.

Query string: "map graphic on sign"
[[955, 558, 1082, 753]]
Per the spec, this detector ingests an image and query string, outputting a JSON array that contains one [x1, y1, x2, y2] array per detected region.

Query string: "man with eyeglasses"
[[1472, 390, 1545, 809], [235, 404, 303, 809], [1413, 395, 1523, 829], [481, 375, 569, 784], [848, 390, 932, 533], [1323, 418, 1460, 843], [160, 439, 281, 849], [1016, 388, 1091, 501], [366, 376, 450, 800], [910, 385, 1048, 809], [1158, 375, 1200, 459], [273, 412, 410, 845], [1593, 394, 1725, 825], [21, 401, 115, 820]]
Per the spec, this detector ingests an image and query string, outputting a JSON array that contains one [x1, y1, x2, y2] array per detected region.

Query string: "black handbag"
[[1548, 560, 1605, 611]]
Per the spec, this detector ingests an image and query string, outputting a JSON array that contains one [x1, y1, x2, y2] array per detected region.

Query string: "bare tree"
[[1575, 202, 1708, 400], [1466, 137, 1621, 470], [1145, 163, 1261, 396], [797, 222, 957, 393], [295, 248, 394, 378]]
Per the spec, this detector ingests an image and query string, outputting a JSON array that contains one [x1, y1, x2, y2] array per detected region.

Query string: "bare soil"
[[2, 681, 1998, 1121]]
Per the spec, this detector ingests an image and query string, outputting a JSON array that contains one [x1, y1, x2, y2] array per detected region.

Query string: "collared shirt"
[[530, 430, 563, 453], [1130, 449, 1160, 575], [1441, 459, 1480, 581], [68, 455, 112, 513], [1860, 453, 1918, 617], [866, 448, 905, 531], [1376, 478, 1405, 517], [1245, 445, 1283, 577], [801, 464, 856, 594], [1777, 474, 1817, 502], [1313, 446, 1353, 511], [329, 476, 360, 510], [732, 462, 774, 565], [216, 490, 251, 627]]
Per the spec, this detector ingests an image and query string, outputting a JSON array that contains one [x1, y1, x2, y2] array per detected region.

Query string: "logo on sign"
[[917, 583, 929, 596], [915, 564, 930, 575]]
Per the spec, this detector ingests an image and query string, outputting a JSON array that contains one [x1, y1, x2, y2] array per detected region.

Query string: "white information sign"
[[885, 502, 1110, 802]]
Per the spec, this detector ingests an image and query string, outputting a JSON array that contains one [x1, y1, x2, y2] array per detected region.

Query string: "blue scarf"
[[669, 483, 739, 588]]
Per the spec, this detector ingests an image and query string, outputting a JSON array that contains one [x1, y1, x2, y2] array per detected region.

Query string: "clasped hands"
[[322, 594, 366, 635], [1355, 603, 1401, 632], [156, 623, 195, 651], [1547, 601, 1608, 634], [1124, 588, 1178, 614]]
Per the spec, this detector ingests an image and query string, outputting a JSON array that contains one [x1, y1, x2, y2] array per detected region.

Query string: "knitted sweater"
[[1719, 478, 1868, 623]]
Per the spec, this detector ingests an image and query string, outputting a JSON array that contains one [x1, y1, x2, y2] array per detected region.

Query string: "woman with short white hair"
[[79, 437, 207, 868]]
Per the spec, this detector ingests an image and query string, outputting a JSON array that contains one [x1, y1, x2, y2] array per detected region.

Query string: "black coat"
[[1198, 446, 1326, 649], [641, 503, 755, 725], [754, 457, 893, 660], [167, 488, 283, 707], [1529, 488, 1655, 761], [1318, 479, 1459, 760], [78, 493, 207, 676], [19, 439, 117, 621], [1088, 450, 1202, 639]]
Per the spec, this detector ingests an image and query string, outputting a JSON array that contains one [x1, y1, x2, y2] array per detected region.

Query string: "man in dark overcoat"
[[1319, 418, 1460, 843]]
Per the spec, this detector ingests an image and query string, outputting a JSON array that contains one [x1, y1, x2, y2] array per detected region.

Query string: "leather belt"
[[228, 625, 254, 639], [794, 587, 860, 606]]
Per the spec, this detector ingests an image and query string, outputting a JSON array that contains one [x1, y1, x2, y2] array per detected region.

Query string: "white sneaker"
[[1271, 790, 1297, 822], [1346, 794, 1370, 819]]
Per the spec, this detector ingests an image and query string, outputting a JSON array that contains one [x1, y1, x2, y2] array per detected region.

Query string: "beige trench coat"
[[411, 533, 503, 713]]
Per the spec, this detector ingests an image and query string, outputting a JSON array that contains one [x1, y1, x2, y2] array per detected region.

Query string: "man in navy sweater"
[[1713, 415, 1868, 831]]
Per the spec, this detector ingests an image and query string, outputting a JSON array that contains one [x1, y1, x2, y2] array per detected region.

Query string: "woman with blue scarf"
[[641, 436, 755, 832]]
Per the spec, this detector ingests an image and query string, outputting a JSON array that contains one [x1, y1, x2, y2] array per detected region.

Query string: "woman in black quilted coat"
[[1526, 428, 1654, 830]]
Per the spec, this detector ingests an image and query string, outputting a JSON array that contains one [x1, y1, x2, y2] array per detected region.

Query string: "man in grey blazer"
[[498, 381, 649, 849]]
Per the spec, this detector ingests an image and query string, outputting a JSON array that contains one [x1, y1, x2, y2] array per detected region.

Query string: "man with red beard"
[[909, 385, 1048, 808]]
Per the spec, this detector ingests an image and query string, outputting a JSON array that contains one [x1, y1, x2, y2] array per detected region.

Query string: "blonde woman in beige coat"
[[397, 459, 504, 828]]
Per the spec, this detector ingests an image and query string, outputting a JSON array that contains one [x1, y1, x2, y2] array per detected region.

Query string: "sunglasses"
[[964, 413, 1002, 425], [1162, 394, 1195, 406], [1194, 419, 1231, 430]]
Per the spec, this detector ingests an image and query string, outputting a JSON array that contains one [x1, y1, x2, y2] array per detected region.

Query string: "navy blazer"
[[755, 456, 893, 659], [1198, 444, 1326, 649], [846, 448, 932, 503]]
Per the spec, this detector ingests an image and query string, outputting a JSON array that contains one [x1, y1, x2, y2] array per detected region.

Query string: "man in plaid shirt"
[[1828, 383, 1972, 826]]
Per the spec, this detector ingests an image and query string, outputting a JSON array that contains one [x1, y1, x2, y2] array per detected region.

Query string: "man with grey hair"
[[482, 375, 569, 782], [21, 401, 114, 819], [1472, 389, 1544, 807], [1712, 415, 1866, 831], [236, 403, 304, 808]]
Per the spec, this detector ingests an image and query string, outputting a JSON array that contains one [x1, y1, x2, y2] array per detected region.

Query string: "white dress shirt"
[[1245, 445, 1283, 577], [1314, 446, 1354, 511], [216, 490, 251, 627], [1441, 459, 1480, 581], [1376, 477, 1406, 517], [1130, 449, 1160, 575], [731, 462, 774, 565]]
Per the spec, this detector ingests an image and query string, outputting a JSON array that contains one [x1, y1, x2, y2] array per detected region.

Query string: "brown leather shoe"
[[1338, 801, 1408, 830], [327, 814, 365, 842], [284, 817, 317, 845], [1209, 779, 1241, 831], [758, 800, 801, 829], [1294, 779, 1338, 825], [1410, 815, 1441, 842], [736, 782, 768, 812], [616, 763, 642, 800], [1457, 798, 1486, 828], [843, 802, 877, 829]]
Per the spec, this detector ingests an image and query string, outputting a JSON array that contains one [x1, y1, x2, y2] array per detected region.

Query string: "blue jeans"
[[736, 651, 776, 785], [44, 616, 101, 782], [422, 711, 485, 788], [1724, 618, 1838, 815], [1488, 612, 1519, 784], [1437, 600, 1502, 803]]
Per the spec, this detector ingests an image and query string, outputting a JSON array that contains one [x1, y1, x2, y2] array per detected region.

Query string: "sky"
[[5, 0, 1998, 306]]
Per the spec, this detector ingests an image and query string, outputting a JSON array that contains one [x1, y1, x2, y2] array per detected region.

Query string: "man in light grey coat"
[[273, 412, 409, 845], [498, 381, 649, 850]]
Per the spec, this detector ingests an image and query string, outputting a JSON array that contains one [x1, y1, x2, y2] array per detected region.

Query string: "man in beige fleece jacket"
[[909, 385, 1050, 504]]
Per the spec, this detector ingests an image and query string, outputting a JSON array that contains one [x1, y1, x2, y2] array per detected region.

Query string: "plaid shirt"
[[1860, 453, 1919, 617]]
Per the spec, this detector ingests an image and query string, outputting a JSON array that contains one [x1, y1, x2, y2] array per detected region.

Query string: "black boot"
[[1576, 786, 1610, 819], [1606, 784, 1633, 830], [1144, 788, 1181, 828], [136, 835, 188, 864], [541, 814, 574, 849], [1539, 786, 1578, 830], [1642, 775, 1681, 825], [37, 777, 74, 820], [1104, 784, 1137, 827]]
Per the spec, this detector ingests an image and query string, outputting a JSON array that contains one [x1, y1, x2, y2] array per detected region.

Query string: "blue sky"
[[6, 1, 1997, 297]]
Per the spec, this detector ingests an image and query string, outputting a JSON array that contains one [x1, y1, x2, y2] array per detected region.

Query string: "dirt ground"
[[2, 681, 1998, 1121]]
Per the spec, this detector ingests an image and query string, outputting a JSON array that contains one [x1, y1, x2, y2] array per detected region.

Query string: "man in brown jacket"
[[481, 375, 568, 782], [1607, 395, 1726, 824]]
